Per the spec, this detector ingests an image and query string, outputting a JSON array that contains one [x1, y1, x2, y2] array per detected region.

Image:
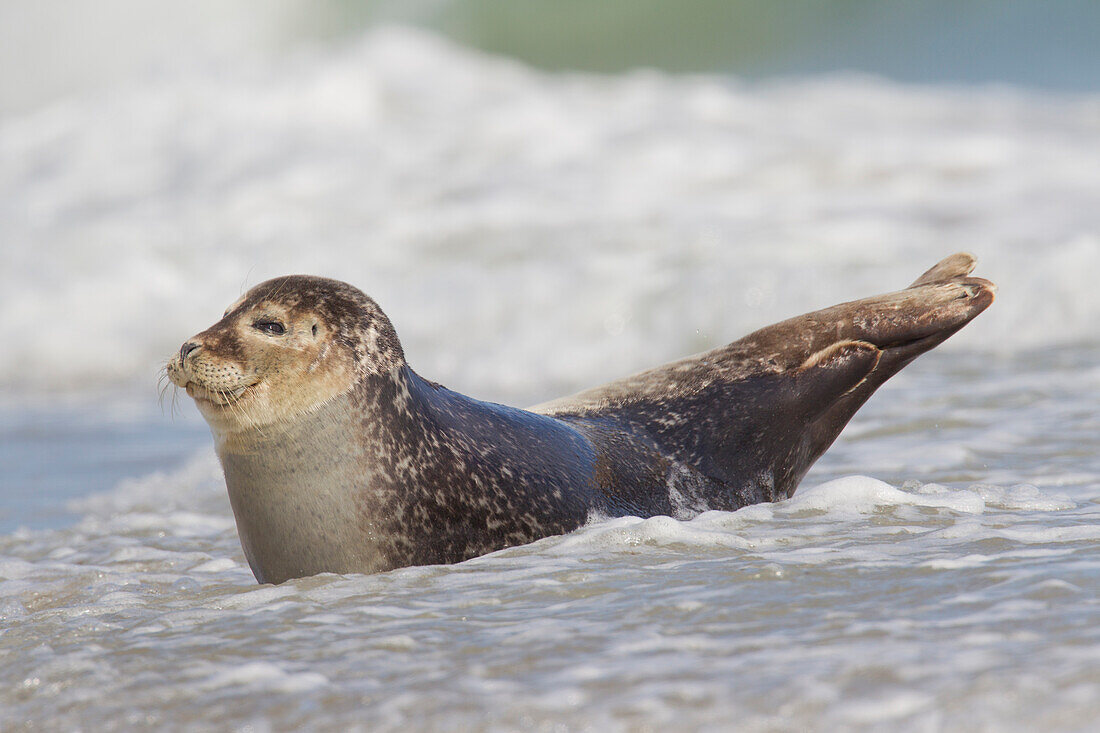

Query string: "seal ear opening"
[[311, 323, 319, 337]]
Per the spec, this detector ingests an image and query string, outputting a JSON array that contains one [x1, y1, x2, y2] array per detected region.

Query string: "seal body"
[[214, 374, 601, 582], [167, 253, 995, 583]]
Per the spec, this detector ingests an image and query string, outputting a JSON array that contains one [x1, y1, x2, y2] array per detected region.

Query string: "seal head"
[[167, 276, 400, 435]]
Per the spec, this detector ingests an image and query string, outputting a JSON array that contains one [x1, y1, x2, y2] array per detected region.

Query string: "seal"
[[166, 253, 995, 583]]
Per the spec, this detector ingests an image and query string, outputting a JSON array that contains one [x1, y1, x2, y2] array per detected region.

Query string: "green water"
[[313, 0, 1100, 88], [3, 0, 1095, 116]]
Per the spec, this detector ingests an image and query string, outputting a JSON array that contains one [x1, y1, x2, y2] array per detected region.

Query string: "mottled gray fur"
[[190, 254, 995, 583]]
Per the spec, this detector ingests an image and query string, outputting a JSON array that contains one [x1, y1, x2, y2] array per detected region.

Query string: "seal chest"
[[167, 255, 994, 583], [214, 390, 390, 583]]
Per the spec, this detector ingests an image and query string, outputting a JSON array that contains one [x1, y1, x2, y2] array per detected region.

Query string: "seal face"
[[166, 277, 397, 435], [168, 256, 995, 584]]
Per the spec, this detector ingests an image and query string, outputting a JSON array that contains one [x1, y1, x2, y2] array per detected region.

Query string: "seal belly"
[[216, 396, 394, 583]]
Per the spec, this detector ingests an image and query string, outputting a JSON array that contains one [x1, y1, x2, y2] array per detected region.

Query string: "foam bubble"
[[203, 662, 329, 693], [784, 475, 986, 514], [971, 483, 1076, 511]]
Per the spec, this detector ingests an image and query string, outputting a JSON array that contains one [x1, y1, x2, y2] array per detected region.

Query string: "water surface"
[[1, 27, 1098, 731]]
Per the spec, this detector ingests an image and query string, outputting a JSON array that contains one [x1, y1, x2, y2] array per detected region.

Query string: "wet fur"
[[169, 254, 995, 583]]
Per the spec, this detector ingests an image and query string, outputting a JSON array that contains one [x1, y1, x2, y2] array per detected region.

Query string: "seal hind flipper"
[[536, 254, 995, 510], [908, 251, 977, 288]]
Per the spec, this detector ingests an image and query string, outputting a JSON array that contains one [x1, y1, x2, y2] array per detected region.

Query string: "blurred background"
[[1, 1, 1098, 529], [3, 0, 1100, 115], [4, 7, 1100, 727]]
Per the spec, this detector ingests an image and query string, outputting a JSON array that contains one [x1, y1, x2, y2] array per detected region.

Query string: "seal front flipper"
[[535, 253, 995, 512]]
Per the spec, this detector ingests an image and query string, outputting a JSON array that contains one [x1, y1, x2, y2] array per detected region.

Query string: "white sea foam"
[[783, 475, 986, 514], [203, 662, 329, 693], [2, 456, 1098, 730], [1, 27, 1099, 400]]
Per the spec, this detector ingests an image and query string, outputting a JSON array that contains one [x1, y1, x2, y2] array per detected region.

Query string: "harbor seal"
[[166, 253, 995, 584]]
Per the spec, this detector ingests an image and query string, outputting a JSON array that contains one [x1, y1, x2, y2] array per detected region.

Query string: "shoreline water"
[[2, 23, 1099, 732]]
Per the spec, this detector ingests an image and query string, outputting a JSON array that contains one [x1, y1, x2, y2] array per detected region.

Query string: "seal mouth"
[[185, 380, 259, 406]]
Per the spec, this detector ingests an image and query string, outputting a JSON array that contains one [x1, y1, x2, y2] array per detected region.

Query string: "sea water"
[[2, 27, 1099, 731]]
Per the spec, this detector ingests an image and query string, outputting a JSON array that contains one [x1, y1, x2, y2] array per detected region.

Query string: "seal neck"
[[210, 384, 358, 456], [210, 363, 437, 457]]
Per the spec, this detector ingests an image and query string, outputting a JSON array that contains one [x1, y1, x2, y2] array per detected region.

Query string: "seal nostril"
[[181, 342, 201, 361]]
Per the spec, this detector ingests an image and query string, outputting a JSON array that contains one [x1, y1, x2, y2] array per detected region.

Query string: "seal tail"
[[778, 253, 994, 499], [705, 253, 995, 502]]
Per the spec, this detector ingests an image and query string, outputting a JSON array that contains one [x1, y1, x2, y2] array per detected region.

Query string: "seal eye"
[[254, 320, 287, 336]]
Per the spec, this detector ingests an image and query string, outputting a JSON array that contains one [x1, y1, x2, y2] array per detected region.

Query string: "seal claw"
[[909, 252, 978, 288]]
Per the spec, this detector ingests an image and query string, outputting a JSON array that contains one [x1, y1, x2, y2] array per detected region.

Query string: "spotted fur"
[[171, 257, 994, 583]]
